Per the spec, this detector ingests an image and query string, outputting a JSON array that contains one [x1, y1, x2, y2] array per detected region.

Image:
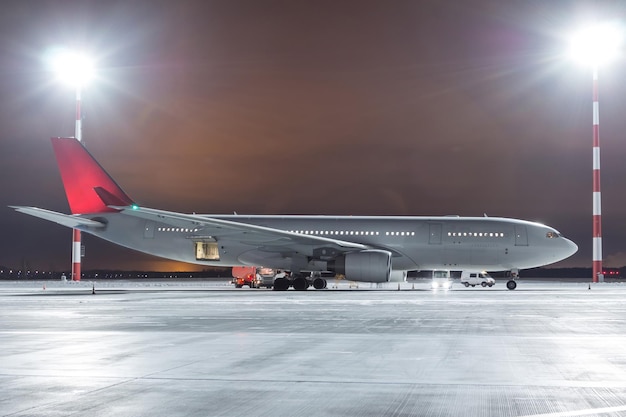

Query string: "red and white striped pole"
[[592, 66, 602, 283], [75, 87, 82, 142], [71, 87, 82, 281]]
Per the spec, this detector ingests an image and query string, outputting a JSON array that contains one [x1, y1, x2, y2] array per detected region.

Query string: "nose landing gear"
[[506, 269, 519, 290]]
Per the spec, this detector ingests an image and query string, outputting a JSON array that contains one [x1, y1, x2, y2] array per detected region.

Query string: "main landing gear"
[[272, 274, 328, 291]]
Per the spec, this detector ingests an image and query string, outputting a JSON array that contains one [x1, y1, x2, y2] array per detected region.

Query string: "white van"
[[430, 270, 452, 290], [461, 271, 495, 287]]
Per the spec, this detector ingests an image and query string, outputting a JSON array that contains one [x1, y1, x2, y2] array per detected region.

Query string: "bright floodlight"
[[49, 49, 95, 88], [569, 23, 623, 67]]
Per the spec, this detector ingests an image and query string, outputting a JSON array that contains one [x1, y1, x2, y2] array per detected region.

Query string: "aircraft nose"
[[562, 237, 578, 259]]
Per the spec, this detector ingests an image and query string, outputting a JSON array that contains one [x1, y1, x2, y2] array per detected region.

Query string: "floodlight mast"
[[592, 65, 602, 283], [51, 49, 94, 281], [72, 86, 82, 281], [569, 23, 622, 283]]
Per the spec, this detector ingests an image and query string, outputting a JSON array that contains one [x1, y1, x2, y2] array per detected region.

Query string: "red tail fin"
[[51, 137, 134, 214]]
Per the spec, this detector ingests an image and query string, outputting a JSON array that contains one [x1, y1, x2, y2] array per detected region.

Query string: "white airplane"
[[11, 137, 577, 290]]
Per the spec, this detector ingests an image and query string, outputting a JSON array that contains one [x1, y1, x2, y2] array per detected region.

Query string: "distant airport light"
[[48, 49, 95, 88], [569, 23, 623, 67]]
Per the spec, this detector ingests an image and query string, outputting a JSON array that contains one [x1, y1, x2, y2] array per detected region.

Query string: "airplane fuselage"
[[84, 213, 576, 275]]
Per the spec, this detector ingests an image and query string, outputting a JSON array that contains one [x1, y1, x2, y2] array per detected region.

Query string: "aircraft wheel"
[[506, 280, 517, 290], [481, 282, 487, 287], [273, 277, 290, 291], [313, 278, 327, 290], [235, 284, 242, 288], [463, 282, 469, 287], [292, 277, 309, 291], [471, 284, 475, 287]]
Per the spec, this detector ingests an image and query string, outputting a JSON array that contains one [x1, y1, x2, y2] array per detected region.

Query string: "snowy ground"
[[2, 279, 626, 416]]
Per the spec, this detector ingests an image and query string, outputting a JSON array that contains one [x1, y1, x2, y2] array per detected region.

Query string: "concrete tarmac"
[[2, 279, 626, 417]]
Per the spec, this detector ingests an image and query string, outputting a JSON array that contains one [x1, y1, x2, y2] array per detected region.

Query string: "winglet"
[[51, 137, 135, 214]]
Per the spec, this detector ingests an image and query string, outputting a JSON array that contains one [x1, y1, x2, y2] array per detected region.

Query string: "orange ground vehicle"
[[231, 266, 276, 288], [231, 266, 257, 288]]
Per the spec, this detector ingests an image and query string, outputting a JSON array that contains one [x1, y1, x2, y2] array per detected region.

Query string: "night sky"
[[1, 0, 626, 272]]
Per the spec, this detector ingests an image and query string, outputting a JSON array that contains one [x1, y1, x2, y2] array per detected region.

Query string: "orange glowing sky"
[[2, 1, 626, 271]]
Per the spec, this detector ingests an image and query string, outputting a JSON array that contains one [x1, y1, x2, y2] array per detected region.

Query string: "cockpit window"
[[546, 231, 561, 239]]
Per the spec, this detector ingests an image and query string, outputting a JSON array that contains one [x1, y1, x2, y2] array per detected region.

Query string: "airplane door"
[[429, 223, 442, 244], [514, 225, 528, 246]]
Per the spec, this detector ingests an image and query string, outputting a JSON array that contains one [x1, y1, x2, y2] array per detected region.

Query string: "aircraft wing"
[[113, 206, 370, 258], [9, 206, 106, 229]]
